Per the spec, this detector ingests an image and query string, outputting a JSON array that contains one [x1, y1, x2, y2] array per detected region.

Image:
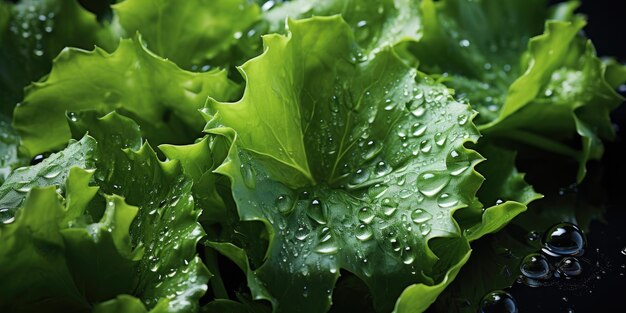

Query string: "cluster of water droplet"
[[519, 222, 587, 287], [8, 2, 56, 59]]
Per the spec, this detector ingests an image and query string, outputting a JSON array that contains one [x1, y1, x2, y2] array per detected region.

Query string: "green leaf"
[[0, 170, 139, 312], [0, 115, 23, 183], [409, 0, 624, 182], [261, 0, 421, 54], [113, 0, 260, 69], [0, 0, 117, 116], [461, 144, 542, 241], [0, 135, 97, 214], [13, 36, 240, 157], [204, 17, 484, 312], [68, 111, 211, 313]]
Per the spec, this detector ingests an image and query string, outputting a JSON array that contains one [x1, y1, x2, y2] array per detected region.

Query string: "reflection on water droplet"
[[356, 224, 372, 241], [402, 246, 415, 264], [458, 114, 468, 125], [374, 161, 391, 176], [275, 194, 294, 214], [358, 207, 375, 224], [419, 223, 431, 236], [434, 132, 447, 146], [437, 193, 458, 208], [446, 149, 471, 176], [307, 199, 327, 224], [542, 222, 586, 256], [350, 169, 370, 185], [295, 226, 309, 241], [557, 257, 582, 277], [240, 164, 256, 189], [411, 208, 432, 223], [0, 208, 15, 225], [381, 198, 397, 216], [411, 122, 427, 137], [417, 172, 450, 197], [479, 290, 518, 313], [520, 253, 552, 280]]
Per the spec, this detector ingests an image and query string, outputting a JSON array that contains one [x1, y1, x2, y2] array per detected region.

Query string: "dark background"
[[511, 1, 626, 312]]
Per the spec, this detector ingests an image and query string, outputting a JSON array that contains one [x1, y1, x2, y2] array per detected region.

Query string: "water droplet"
[[479, 290, 518, 313], [434, 132, 447, 146], [368, 184, 388, 199], [44, 171, 60, 179], [621, 247, 626, 256], [357, 20, 367, 28], [459, 39, 470, 47], [411, 208, 432, 223], [307, 199, 327, 224], [557, 257, 582, 278], [542, 222, 586, 256], [316, 228, 338, 254], [240, 164, 256, 189], [402, 246, 415, 264], [356, 224, 372, 241], [295, 226, 309, 241], [261, 0, 275, 11], [457, 114, 468, 125], [381, 198, 397, 216], [526, 231, 541, 243], [0, 208, 15, 224], [275, 194, 294, 215], [358, 207, 375, 224], [419, 223, 431, 236], [233, 31, 242, 39], [520, 253, 552, 280], [30, 154, 45, 165], [410, 122, 427, 137], [437, 193, 458, 208], [417, 172, 450, 197], [374, 161, 391, 176], [350, 168, 369, 185]]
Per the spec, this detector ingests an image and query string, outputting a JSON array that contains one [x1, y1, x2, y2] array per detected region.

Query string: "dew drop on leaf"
[[275, 194, 294, 215], [358, 207, 375, 224], [0, 208, 15, 225], [306, 198, 327, 224], [417, 171, 450, 197], [410, 208, 432, 223]]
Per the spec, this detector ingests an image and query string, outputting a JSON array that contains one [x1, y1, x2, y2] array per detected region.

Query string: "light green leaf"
[[113, 0, 260, 69], [204, 16, 484, 313], [13, 36, 240, 157]]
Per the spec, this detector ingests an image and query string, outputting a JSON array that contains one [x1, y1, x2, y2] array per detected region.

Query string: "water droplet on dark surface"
[[557, 257, 583, 278], [520, 253, 552, 280], [542, 222, 586, 257], [479, 290, 518, 313]]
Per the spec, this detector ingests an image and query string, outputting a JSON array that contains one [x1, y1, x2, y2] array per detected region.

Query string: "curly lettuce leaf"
[[68, 111, 210, 312], [1, 111, 210, 312], [408, 0, 625, 182], [203, 17, 485, 312], [460, 144, 542, 241], [260, 0, 421, 55], [113, 0, 260, 69], [0, 135, 97, 213], [0, 169, 138, 312], [13, 36, 240, 157], [0, 0, 117, 116]]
